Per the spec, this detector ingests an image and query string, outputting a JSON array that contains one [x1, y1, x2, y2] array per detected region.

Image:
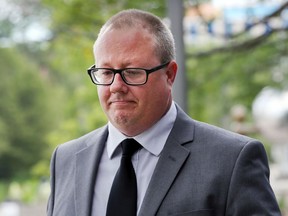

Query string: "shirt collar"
[[107, 101, 177, 158]]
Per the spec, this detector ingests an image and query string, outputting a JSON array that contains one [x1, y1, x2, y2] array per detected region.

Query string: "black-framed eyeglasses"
[[87, 62, 170, 86]]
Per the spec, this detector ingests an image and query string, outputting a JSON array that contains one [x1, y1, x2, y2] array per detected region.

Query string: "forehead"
[[94, 27, 158, 66], [95, 26, 154, 49]]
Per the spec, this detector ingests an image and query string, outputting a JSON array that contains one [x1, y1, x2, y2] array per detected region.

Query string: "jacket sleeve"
[[47, 147, 58, 216], [226, 140, 281, 215]]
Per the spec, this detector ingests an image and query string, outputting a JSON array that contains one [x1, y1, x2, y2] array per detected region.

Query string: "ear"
[[166, 60, 177, 86]]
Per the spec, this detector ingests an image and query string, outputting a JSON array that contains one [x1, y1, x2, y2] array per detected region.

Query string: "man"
[[47, 9, 281, 216]]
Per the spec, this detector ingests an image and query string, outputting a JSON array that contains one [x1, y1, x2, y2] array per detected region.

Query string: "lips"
[[109, 99, 136, 107], [111, 100, 130, 105]]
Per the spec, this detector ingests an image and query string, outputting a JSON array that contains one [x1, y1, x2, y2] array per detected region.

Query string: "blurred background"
[[0, 0, 287, 215]]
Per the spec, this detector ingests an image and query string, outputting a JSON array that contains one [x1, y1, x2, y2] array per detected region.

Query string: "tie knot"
[[121, 139, 142, 157]]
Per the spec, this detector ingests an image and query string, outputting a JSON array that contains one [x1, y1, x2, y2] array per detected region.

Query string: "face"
[[93, 27, 177, 136]]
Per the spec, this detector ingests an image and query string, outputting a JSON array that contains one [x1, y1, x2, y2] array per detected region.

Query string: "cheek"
[[142, 83, 166, 105], [97, 87, 109, 105], [150, 76, 172, 97]]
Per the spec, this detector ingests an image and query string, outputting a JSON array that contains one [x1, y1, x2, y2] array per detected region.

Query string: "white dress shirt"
[[91, 102, 177, 215]]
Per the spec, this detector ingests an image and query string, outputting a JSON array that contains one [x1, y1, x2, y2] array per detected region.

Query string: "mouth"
[[109, 100, 136, 107]]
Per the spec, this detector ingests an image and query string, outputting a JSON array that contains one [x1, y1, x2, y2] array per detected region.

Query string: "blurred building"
[[183, 0, 288, 45]]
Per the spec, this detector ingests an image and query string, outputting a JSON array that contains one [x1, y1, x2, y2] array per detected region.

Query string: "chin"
[[112, 113, 131, 126]]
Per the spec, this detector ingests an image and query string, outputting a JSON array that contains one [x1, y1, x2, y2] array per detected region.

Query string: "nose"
[[110, 73, 128, 93]]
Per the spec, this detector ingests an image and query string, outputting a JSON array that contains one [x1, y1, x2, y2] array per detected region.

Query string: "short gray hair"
[[95, 9, 175, 63]]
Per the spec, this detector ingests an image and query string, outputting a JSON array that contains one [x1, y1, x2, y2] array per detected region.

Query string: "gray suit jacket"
[[47, 106, 281, 216]]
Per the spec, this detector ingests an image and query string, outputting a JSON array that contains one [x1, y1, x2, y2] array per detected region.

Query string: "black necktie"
[[106, 138, 142, 216]]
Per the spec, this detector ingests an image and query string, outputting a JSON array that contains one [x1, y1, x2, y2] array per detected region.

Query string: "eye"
[[124, 69, 144, 77], [98, 69, 114, 76]]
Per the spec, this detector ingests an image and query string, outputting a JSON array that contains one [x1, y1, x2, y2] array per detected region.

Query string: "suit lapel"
[[139, 139, 190, 216], [75, 127, 108, 216], [139, 106, 195, 216]]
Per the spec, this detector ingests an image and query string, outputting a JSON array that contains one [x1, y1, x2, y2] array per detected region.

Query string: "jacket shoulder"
[[174, 105, 257, 150], [55, 125, 108, 156], [194, 119, 256, 147]]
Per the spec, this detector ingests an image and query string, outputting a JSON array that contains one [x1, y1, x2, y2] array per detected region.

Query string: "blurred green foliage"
[[187, 33, 288, 124], [0, 47, 57, 180], [0, 179, 50, 203]]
